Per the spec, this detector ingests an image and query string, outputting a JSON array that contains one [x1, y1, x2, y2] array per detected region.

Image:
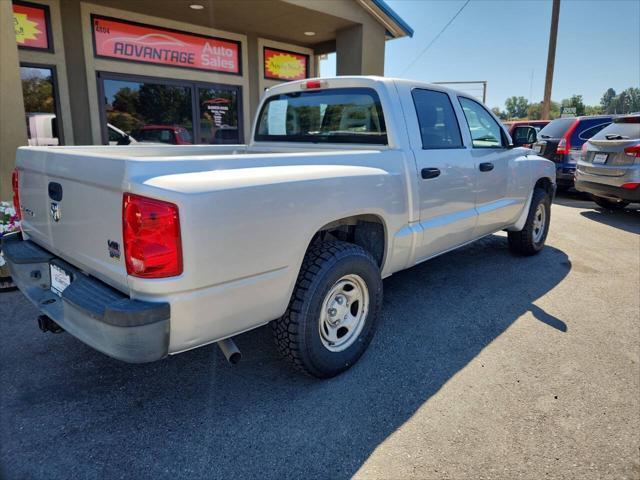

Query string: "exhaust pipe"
[[37, 315, 64, 334], [217, 338, 241, 364]]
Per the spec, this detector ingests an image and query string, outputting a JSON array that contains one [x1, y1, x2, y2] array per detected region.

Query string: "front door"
[[402, 86, 478, 261]]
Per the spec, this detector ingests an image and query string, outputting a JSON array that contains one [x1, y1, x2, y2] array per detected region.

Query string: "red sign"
[[92, 15, 240, 74], [264, 48, 309, 81], [13, 1, 51, 50]]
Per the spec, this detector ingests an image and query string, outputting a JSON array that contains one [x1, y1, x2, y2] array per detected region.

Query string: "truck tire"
[[508, 187, 551, 256], [591, 195, 629, 210], [272, 241, 383, 378]]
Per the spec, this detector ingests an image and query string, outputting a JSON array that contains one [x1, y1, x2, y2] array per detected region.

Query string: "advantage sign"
[[92, 15, 240, 74], [264, 47, 309, 81], [13, 1, 51, 50]]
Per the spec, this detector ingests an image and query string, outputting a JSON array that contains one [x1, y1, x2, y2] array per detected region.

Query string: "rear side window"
[[255, 87, 387, 144], [537, 118, 575, 138], [573, 119, 611, 143], [412, 89, 463, 149], [591, 121, 640, 141], [458, 97, 504, 148]]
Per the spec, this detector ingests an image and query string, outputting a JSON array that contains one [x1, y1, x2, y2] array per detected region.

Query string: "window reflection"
[[20, 66, 60, 146]]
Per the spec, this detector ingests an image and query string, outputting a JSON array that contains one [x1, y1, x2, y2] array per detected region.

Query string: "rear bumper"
[[1, 233, 170, 363], [575, 180, 640, 203], [555, 164, 576, 186]]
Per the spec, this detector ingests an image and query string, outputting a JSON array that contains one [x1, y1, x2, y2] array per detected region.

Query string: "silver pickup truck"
[[4, 76, 555, 378]]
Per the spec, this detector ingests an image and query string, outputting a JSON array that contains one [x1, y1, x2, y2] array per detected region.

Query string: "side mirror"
[[117, 134, 132, 146], [512, 126, 538, 147]]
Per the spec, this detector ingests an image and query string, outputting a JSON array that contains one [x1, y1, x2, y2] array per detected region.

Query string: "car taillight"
[[556, 118, 580, 154], [623, 143, 640, 158], [122, 193, 182, 278], [581, 142, 588, 161], [621, 182, 640, 190], [12, 169, 21, 221]]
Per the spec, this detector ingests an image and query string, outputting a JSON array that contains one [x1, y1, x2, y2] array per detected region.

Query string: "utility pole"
[[542, 0, 560, 120]]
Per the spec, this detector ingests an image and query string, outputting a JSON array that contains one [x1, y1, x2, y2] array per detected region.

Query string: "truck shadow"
[[1, 235, 571, 480]]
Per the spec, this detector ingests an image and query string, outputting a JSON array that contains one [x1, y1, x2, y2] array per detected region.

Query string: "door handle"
[[421, 167, 441, 179], [479, 162, 494, 172]]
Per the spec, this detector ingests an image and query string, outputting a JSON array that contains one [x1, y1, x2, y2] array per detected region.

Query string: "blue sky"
[[320, 0, 640, 109]]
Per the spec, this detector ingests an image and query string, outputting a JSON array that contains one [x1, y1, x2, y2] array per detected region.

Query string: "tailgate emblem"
[[50, 202, 61, 222]]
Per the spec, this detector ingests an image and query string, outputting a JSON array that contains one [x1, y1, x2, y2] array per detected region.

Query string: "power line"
[[400, 0, 472, 76]]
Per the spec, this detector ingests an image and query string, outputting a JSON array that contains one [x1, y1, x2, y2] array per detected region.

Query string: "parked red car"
[[503, 120, 551, 148], [135, 125, 193, 145], [503, 120, 551, 135]]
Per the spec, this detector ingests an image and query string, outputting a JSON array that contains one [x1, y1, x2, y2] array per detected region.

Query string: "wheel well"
[[535, 177, 554, 196], [310, 215, 386, 268]]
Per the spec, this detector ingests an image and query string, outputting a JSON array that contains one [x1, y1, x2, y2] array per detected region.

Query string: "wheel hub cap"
[[532, 203, 546, 243], [319, 274, 369, 352]]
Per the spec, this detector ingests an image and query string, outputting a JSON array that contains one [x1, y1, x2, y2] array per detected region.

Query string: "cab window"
[[459, 97, 504, 148], [412, 89, 463, 149]]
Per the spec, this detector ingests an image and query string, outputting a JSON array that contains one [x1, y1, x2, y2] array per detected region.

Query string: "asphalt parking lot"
[[1, 192, 638, 480]]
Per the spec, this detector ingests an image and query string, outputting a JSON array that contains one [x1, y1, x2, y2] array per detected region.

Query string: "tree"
[[584, 105, 603, 116], [560, 95, 585, 116], [615, 87, 640, 114], [527, 100, 560, 120], [112, 87, 139, 115], [504, 96, 529, 119], [600, 88, 617, 114], [491, 107, 506, 120], [21, 75, 54, 113]]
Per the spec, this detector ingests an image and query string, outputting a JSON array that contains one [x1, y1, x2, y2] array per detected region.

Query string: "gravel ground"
[[1, 192, 638, 480]]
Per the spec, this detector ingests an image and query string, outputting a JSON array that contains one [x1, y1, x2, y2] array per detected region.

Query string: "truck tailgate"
[[16, 148, 129, 292]]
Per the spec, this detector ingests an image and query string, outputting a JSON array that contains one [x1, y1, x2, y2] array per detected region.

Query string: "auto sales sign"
[[92, 16, 240, 74]]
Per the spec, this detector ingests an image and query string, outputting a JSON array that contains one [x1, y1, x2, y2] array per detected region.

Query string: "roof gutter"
[[357, 0, 414, 39]]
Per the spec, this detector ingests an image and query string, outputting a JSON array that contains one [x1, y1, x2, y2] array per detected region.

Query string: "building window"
[[20, 65, 62, 146], [103, 77, 193, 144], [99, 73, 242, 145]]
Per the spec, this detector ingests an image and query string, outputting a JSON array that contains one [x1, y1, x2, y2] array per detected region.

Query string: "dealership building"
[[0, 0, 412, 200]]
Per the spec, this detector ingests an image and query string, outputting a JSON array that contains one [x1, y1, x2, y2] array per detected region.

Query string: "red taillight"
[[556, 119, 580, 154], [623, 143, 640, 158], [621, 182, 640, 190], [12, 169, 21, 221], [305, 80, 322, 89], [122, 193, 182, 278]]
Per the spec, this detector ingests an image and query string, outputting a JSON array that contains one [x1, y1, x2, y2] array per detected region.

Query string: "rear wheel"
[[508, 187, 551, 256], [272, 241, 382, 378], [591, 195, 629, 210]]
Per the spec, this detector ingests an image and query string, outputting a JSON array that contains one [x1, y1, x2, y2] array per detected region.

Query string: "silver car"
[[575, 114, 640, 209]]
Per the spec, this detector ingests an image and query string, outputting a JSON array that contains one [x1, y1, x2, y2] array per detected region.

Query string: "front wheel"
[[272, 241, 383, 378], [508, 187, 551, 256], [591, 195, 629, 210]]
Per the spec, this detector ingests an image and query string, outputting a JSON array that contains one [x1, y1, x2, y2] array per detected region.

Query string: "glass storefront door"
[[198, 87, 240, 144], [20, 65, 62, 146], [98, 73, 242, 145]]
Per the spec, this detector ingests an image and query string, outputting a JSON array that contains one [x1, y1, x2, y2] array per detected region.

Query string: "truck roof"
[[263, 76, 473, 100]]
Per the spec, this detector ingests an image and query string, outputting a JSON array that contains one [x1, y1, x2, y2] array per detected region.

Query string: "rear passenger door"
[[458, 96, 525, 237], [405, 87, 478, 261]]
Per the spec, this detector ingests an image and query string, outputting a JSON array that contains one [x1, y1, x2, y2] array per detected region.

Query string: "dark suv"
[[533, 116, 614, 188]]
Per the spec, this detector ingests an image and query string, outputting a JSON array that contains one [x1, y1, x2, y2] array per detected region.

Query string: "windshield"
[[255, 87, 387, 144], [537, 117, 576, 139]]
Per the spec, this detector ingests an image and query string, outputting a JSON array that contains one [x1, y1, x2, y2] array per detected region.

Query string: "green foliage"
[[504, 96, 529, 119], [600, 87, 640, 114], [491, 107, 506, 120], [560, 95, 586, 116], [21, 75, 54, 113], [526, 101, 560, 120]]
